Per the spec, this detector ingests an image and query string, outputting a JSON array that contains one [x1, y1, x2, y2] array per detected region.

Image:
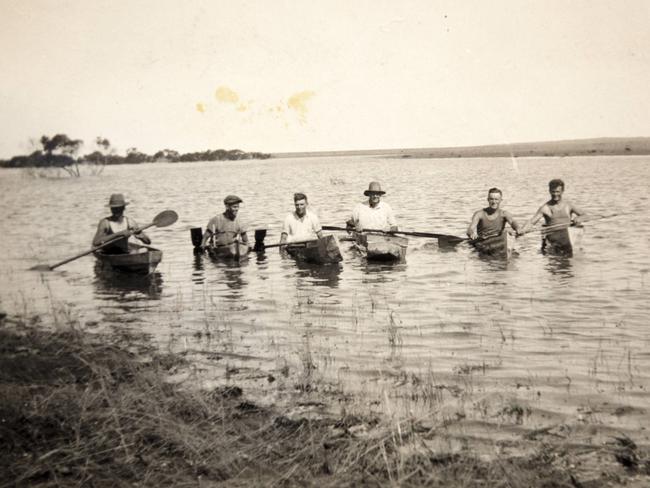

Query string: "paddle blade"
[[253, 229, 267, 252], [29, 264, 53, 271], [437, 235, 467, 247], [190, 227, 203, 247], [153, 210, 178, 227]]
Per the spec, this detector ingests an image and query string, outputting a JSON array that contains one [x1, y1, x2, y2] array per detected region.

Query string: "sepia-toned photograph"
[[1, 1, 649, 486]]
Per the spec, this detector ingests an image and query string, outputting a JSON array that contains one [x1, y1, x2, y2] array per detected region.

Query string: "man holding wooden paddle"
[[346, 181, 398, 232], [467, 187, 522, 240], [279, 193, 323, 244], [92, 194, 151, 254], [519, 179, 587, 233], [200, 195, 249, 250]]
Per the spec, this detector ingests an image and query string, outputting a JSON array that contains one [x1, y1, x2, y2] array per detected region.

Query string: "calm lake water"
[[1, 156, 649, 434]]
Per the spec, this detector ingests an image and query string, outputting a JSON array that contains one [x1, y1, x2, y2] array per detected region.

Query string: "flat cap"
[[223, 195, 243, 205]]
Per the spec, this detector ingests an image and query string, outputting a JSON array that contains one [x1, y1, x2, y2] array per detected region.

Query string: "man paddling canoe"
[[200, 195, 249, 250], [520, 179, 587, 233], [92, 194, 151, 254], [279, 193, 323, 245], [346, 181, 398, 232], [467, 187, 521, 240]]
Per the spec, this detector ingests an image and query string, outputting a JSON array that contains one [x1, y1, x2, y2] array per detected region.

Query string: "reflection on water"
[[360, 263, 407, 282], [291, 259, 342, 288], [192, 253, 250, 299], [191, 253, 205, 284], [92, 262, 163, 301], [544, 255, 575, 279], [222, 266, 247, 296]]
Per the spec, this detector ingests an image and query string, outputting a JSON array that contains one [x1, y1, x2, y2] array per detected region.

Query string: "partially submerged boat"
[[471, 232, 511, 259], [94, 242, 162, 275], [207, 241, 250, 262], [285, 235, 342, 264], [541, 225, 584, 256], [354, 232, 408, 262]]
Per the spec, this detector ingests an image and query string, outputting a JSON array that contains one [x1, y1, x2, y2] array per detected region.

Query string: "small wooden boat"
[[286, 235, 343, 264], [207, 241, 250, 262], [542, 225, 584, 256], [354, 232, 408, 262], [471, 232, 511, 259], [94, 242, 162, 275]]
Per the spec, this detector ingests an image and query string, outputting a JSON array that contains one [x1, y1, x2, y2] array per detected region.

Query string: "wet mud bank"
[[1, 316, 650, 487]]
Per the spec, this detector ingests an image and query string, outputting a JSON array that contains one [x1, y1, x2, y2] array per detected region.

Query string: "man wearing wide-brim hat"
[[200, 195, 249, 249], [92, 193, 151, 253], [346, 182, 398, 232]]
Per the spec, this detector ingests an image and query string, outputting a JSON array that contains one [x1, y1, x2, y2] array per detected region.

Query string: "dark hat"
[[363, 181, 385, 196], [108, 193, 129, 207], [224, 195, 243, 205]]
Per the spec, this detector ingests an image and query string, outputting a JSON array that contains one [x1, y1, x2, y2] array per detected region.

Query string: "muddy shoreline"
[[1, 315, 649, 487]]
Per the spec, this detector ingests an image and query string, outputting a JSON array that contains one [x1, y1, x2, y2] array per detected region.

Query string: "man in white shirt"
[[346, 182, 398, 232], [280, 193, 324, 244]]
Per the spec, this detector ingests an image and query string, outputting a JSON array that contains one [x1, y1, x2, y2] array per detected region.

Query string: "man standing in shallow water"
[[200, 195, 249, 250], [279, 193, 323, 245], [346, 181, 398, 232], [92, 193, 151, 254], [519, 179, 586, 234], [467, 187, 521, 240]]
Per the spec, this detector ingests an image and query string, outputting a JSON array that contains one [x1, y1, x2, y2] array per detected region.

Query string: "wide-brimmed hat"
[[108, 193, 129, 207], [363, 181, 385, 196], [224, 195, 243, 205]]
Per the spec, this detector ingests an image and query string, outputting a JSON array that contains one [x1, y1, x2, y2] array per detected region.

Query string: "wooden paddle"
[[516, 213, 620, 237], [191, 227, 253, 255], [518, 221, 579, 237], [255, 237, 320, 251], [30, 210, 178, 271], [321, 225, 467, 245], [252, 228, 328, 251]]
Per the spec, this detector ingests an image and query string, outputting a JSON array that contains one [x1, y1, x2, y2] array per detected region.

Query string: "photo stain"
[[215, 86, 240, 104], [287, 91, 315, 122], [196, 103, 206, 113], [209, 86, 311, 122]]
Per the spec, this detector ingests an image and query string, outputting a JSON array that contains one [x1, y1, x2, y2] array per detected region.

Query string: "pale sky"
[[1, 0, 649, 158]]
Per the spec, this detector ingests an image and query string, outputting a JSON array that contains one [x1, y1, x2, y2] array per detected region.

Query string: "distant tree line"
[[0, 134, 271, 175]]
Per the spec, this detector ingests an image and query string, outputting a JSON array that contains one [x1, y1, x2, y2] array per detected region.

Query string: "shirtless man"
[[467, 187, 521, 240], [346, 181, 398, 232], [519, 179, 586, 234], [92, 193, 150, 254]]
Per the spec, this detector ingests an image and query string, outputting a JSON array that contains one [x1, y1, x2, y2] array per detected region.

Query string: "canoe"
[[471, 232, 511, 259], [542, 225, 584, 256], [354, 232, 408, 262], [286, 235, 343, 264], [207, 241, 250, 262], [94, 242, 162, 275]]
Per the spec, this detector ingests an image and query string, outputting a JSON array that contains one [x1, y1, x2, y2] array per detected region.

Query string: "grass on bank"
[[1, 316, 648, 487]]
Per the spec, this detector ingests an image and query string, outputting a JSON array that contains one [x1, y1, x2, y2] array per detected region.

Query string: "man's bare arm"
[[568, 202, 587, 223], [467, 210, 482, 239], [520, 205, 547, 233], [503, 210, 521, 232]]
